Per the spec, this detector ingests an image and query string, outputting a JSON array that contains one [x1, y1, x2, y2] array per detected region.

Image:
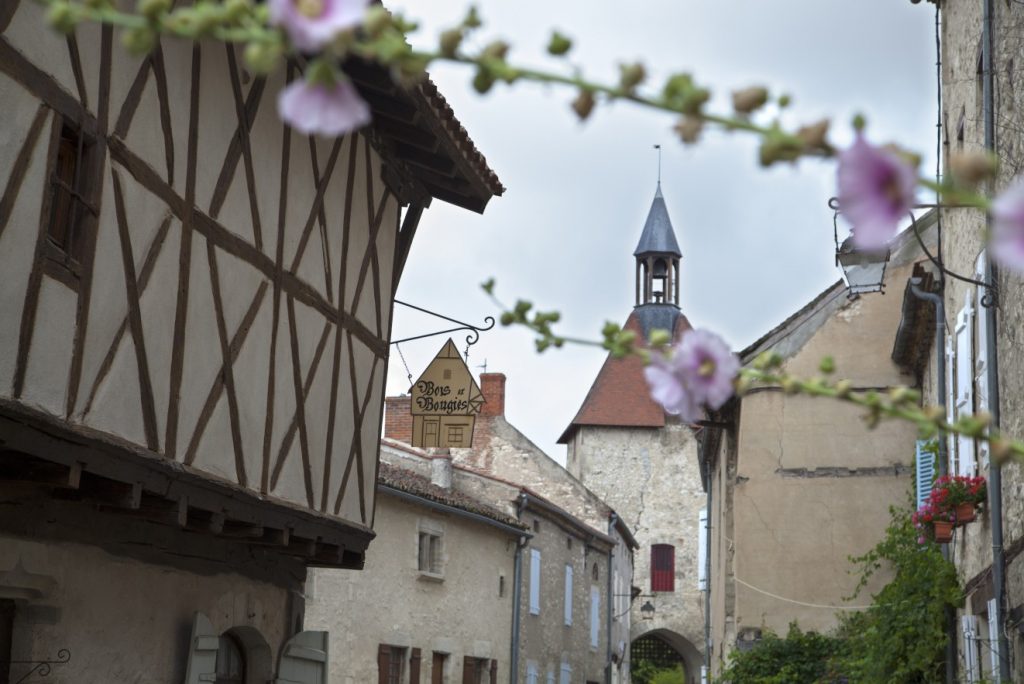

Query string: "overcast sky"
[[384, 0, 939, 464]]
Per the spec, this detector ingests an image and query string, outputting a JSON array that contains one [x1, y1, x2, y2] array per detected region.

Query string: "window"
[[533, 519, 541, 532], [961, 615, 981, 683], [564, 564, 574, 626], [443, 369, 452, 379], [446, 425, 464, 443], [697, 508, 708, 591], [589, 585, 600, 649], [462, 657, 492, 684], [591, 563, 599, 581], [215, 635, 245, 684], [498, 574, 505, 598], [953, 294, 976, 476], [432, 652, 447, 684], [529, 549, 541, 615], [651, 544, 675, 592], [0, 600, 13, 684], [45, 123, 96, 268], [378, 644, 406, 684], [419, 530, 442, 576]]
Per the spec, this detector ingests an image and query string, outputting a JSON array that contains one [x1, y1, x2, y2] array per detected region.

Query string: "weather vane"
[[654, 143, 662, 183]]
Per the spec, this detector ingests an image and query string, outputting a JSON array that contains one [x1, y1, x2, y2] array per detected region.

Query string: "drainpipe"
[[909, 278, 956, 684], [510, 493, 527, 684], [606, 514, 616, 684], [981, 1, 1011, 679], [703, 452, 713, 683]]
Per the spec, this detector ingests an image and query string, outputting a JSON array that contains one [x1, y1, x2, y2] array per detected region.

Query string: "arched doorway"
[[631, 629, 702, 684]]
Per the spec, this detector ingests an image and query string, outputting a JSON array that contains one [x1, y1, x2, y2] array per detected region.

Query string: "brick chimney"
[[479, 373, 506, 417], [384, 395, 412, 443]]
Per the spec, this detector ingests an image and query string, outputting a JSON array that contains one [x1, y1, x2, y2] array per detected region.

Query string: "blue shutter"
[[915, 440, 935, 509], [529, 549, 541, 615]]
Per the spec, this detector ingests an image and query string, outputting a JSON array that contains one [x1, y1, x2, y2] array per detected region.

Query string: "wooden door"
[[431, 652, 446, 684]]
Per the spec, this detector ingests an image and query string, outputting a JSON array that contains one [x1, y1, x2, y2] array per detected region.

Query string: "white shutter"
[[916, 441, 936, 509], [546, 670, 555, 684], [559, 662, 572, 684], [946, 334, 958, 476], [529, 549, 541, 615], [962, 614, 981, 683], [988, 598, 1001, 683], [955, 296, 976, 476], [701, 665, 708, 684], [976, 253, 991, 472], [526, 661, 539, 684], [184, 612, 220, 684], [698, 508, 708, 591], [590, 585, 600, 648], [275, 631, 329, 684], [564, 564, 573, 626]]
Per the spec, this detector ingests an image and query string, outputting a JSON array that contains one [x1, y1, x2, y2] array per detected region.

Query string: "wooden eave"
[[0, 400, 373, 570], [345, 59, 504, 214]]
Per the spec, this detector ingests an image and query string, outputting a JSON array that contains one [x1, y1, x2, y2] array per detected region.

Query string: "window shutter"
[[698, 508, 708, 591], [184, 612, 219, 684], [409, 648, 421, 684], [462, 656, 475, 684], [915, 441, 936, 509], [651, 544, 675, 592], [525, 661, 539, 684], [275, 631, 329, 684], [700, 666, 708, 684], [529, 549, 541, 615], [962, 614, 981, 683], [489, 658, 497, 684], [559, 662, 571, 684], [564, 564, 573, 626], [377, 645, 389, 684], [975, 253, 991, 472], [946, 334, 957, 476], [546, 671, 555, 684], [955, 297, 976, 476], [988, 598, 1001, 683], [589, 585, 600, 648]]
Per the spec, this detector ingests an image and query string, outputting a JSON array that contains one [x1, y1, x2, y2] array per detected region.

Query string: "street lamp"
[[830, 197, 889, 297], [640, 600, 655, 620]]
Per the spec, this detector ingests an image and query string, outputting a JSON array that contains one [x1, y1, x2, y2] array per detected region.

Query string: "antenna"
[[476, 359, 488, 374], [654, 144, 662, 184]]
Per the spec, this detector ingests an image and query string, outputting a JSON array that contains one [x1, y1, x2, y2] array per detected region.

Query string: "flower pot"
[[934, 520, 954, 543], [954, 502, 977, 526]]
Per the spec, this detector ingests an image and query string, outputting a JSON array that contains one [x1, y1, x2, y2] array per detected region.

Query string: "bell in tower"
[[634, 182, 682, 309]]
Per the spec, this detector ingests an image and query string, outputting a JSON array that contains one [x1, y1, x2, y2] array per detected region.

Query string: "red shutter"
[[651, 544, 675, 592], [378, 645, 390, 684], [410, 648, 422, 684], [462, 656, 475, 684]]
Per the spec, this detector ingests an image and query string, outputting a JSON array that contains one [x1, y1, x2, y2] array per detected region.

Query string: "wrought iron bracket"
[[4, 649, 70, 683], [390, 300, 495, 350]]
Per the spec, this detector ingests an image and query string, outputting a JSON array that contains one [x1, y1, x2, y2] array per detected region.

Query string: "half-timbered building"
[[0, 1, 502, 680]]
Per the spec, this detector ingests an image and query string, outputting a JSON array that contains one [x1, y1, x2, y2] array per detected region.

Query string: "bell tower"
[[634, 182, 682, 308]]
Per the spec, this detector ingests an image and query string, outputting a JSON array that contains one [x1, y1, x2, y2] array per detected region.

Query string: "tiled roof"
[[557, 308, 692, 443], [377, 462, 526, 529]]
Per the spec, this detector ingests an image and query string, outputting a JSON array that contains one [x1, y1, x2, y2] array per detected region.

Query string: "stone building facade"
[[914, 0, 1024, 680], [384, 373, 638, 683], [559, 184, 706, 682], [700, 222, 939, 677], [305, 452, 526, 684], [0, 1, 501, 680]]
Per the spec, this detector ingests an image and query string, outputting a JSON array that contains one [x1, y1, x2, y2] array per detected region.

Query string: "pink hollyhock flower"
[[837, 134, 917, 249], [991, 178, 1024, 272], [278, 80, 371, 136], [269, 0, 369, 53], [644, 329, 740, 422]]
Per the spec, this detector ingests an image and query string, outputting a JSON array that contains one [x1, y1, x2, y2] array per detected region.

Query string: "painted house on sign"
[[410, 339, 483, 448]]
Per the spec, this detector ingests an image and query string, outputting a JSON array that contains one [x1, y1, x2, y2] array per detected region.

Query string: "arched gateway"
[[631, 629, 702, 684]]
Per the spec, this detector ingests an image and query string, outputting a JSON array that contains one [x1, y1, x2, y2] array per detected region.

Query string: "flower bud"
[[439, 28, 463, 58], [835, 379, 852, 398], [122, 26, 157, 55], [223, 0, 250, 22], [547, 31, 572, 56], [138, 0, 172, 20], [46, 3, 78, 34], [731, 86, 769, 114], [778, 94, 792, 108], [990, 437, 1014, 464], [796, 119, 830, 151], [818, 356, 835, 374], [571, 90, 596, 121], [362, 6, 392, 37], [472, 68, 495, 94], [673, 116, 702, 144], [500, 312, 515, 326], [482, 40, 510, 61], [618, 62, 646, 92], [950, 150, 998, 186], [462, 6, 482, 29], [781, 377, 800, 395], [680, 87, 710, 116], [244, 40, 283, 74], [648, 328, 672, 347]]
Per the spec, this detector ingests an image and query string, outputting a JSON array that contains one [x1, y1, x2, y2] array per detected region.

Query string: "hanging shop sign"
[[409, 339, 484, 448]]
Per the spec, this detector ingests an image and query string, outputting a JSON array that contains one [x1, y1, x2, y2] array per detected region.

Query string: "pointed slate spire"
[[633, 183, 682, 258]]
